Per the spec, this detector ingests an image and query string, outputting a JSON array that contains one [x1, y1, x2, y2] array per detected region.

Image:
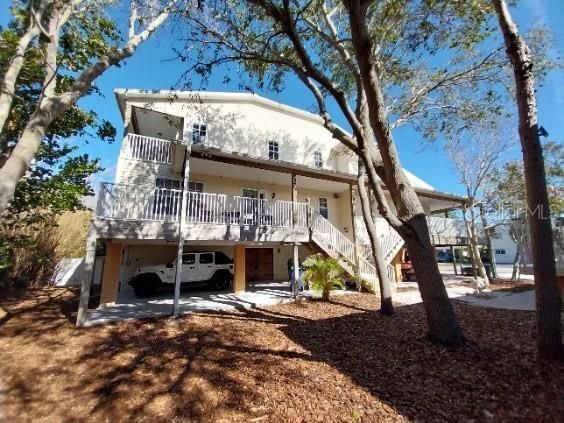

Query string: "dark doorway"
[[245, 248, 274, 281]]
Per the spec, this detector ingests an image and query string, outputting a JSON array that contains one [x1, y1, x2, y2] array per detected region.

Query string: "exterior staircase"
[[308, 209, 402, 292]]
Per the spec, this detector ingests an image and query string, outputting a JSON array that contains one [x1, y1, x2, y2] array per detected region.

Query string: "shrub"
[[302, 254, 345, 301], [0, 211, 91, 289]]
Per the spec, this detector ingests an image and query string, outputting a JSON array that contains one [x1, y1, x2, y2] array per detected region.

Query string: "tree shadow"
[[1, 289, 562, 422], [280, 299, 564, 421]]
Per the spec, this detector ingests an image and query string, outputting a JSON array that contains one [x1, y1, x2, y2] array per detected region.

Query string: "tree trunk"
[[357, 159, 394, 315], [469, 204, 489, 287], [0, 2, 173, 215], [404, 215, 465, 345], [345, 1, 465, 345], [0, 24, 40, 136], [511, 238, 522, 281], [493, 0, 563, 361], [462, 207, 477, 278], [480, 205, 497, 279]]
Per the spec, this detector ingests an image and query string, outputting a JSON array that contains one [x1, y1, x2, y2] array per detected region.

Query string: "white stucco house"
[[76, 90, 470, 325]]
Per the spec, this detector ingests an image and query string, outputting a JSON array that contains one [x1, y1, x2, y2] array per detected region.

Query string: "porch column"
[[293, 243, 300, 298], [234, 244, 246, 293], [291, 174, 300, 298], [173, 145, 191, 317], [451, 245, 458, 275], [350, 184, 360, 274], [291, 173, 298, 227], [76, 223, 97, 327], [99, 242, 123, 306]]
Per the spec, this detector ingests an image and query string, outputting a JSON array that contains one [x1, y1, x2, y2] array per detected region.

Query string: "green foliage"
[[302, 254, 345, 301], [179, 0, 559, 142], [485, 141, 564, 219], [0, 3, 119, 283]]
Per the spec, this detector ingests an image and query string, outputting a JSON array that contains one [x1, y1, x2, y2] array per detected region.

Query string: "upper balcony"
[[94, 182, 310, 243]]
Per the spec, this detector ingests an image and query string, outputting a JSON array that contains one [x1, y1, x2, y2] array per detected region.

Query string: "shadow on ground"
[[0, 288, 562, 422]]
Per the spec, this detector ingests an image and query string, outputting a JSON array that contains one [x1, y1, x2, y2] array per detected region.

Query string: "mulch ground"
[[0, 288, 562, 422]]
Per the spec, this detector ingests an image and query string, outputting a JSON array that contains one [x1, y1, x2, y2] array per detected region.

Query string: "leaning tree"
[[173, 0, 513, 343], [492, 0, 563, 362], [0, 0, 178, 215]]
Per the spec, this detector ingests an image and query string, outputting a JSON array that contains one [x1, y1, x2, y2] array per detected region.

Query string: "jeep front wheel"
[[211, 272, 231, 290], [133, 274, 160, 298]]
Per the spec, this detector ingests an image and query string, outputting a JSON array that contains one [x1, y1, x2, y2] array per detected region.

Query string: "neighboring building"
[[78, 90, 469, 319], [489, 225, 520, 265]]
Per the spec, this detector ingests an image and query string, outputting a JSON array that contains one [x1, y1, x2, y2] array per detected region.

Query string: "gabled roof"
[[114, 89, 332, 126]]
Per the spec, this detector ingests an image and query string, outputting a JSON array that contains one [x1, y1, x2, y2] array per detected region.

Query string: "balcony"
[[96, 183, 308, 229], [427, 216, 469, 244]]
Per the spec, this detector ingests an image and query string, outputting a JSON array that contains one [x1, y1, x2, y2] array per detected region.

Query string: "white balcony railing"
[[124, 133, 174, 163], [427, 216, 467, 239], [96, 183, 308, 228]]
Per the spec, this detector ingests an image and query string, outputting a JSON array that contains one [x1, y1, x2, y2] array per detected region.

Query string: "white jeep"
[[128, 251, 234, 298]]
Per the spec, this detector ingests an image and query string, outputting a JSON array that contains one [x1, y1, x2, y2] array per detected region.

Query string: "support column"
[[99, 241, 123, 306], [76, 223, 97, 327], [350, 184, 360, 274], [173, 145, 190, 317], [451, 245, 458, 275], [293, 243, 299, 298], [291, 174, 300, 298], [234, 244, 246, 293], [291, 173, 298, 227]]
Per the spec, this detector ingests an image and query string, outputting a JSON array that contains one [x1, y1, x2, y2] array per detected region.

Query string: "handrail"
[[310, 209, 356, 265], [310, 208, 380, 290]]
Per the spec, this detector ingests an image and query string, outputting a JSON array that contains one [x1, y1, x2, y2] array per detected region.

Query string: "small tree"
[[302, 254, 344, 301], [446, 122, 514, 290], [486, 142, 563, 281]]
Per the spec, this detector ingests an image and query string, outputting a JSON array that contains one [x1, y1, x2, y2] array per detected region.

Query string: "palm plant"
[[302, 254, 345, 301]]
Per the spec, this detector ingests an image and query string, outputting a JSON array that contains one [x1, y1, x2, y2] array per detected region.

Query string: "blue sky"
[[2, 0, 563, 197]]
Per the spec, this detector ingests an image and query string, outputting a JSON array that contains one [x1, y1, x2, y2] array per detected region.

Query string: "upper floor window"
[[495, 249, 506, 255], [188, 181, 204, 192], [192, 123, 207, 144], [154, 178, 181, 216], [313, 151, 323, 168], [156, 177, 181, 189], [319, 197, 328, 219], [268, 141, 279, 160]]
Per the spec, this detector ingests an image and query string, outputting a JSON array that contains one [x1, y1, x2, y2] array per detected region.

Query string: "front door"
[[245, 248, 274, 281]]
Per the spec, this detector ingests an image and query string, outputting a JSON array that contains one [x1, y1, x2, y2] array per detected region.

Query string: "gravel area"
[[0, 288, 562, 422]]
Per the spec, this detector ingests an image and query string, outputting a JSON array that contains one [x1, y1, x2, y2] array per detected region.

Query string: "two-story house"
[[76, 90, 469, 325]]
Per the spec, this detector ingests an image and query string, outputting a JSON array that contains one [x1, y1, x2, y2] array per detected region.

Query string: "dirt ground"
[[0, 288, 562, 422]]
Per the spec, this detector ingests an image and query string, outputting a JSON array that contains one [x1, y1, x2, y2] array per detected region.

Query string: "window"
[[188, 181, 204, 192], [156, 177, 181, 189], [192, 123, 207, 144], [268, 141, 279, 160], [495, 249, 506, 255], [319, 197, 328, 219], [154, 178, 181, 216], [199, 253, 214, 264], [214, 252, 234, 264], [313, 151, 323, 168], [182, 253, 196, 264], [490, 230, 501, 239]]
